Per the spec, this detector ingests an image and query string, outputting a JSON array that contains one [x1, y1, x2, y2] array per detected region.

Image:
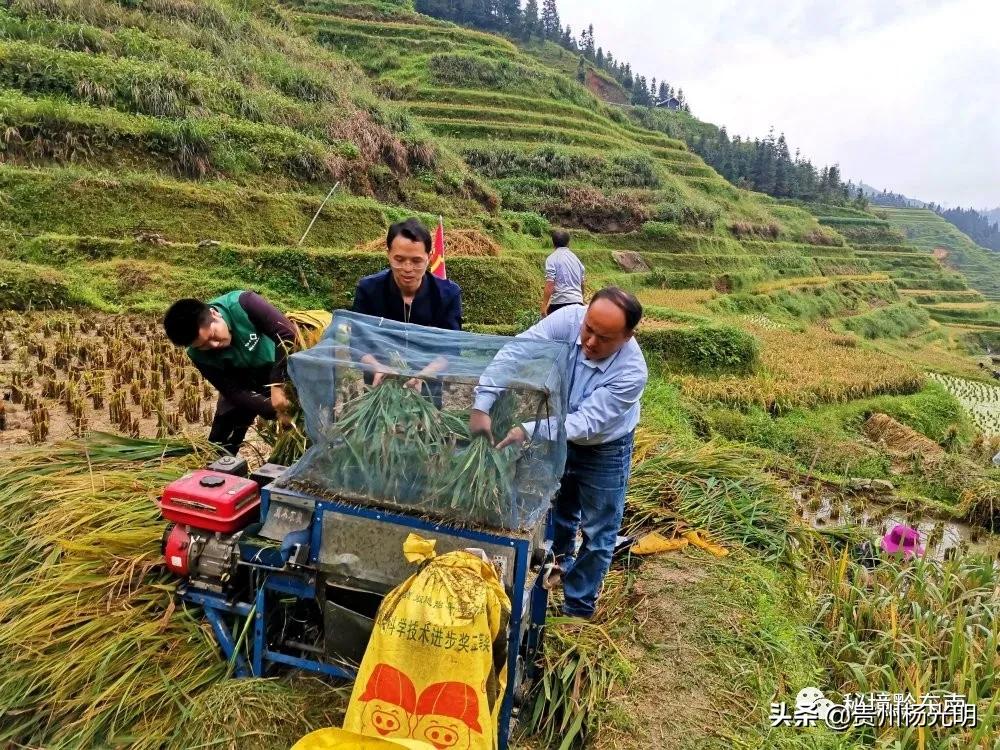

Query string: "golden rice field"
[[869, 335, 984, 380], [0, 435, 347, 748], [0, 312, 215, 449], [633, 288, 717, 312], [924, 302, 994, 310], [677, 325, 925, 411], [752, 273, 889, 294]]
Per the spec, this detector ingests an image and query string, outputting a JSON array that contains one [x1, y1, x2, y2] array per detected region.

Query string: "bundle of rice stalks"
[[630, 425, 668, 468], [487, 389, 519, 443], [957, 476, 1000, 530], [257, 411, 310, 467], [173, 676, 350, 750], [434, 435, 519, 527], [626, 441, 792, 558], [327, 378, 456, 500], [862, 412, 943, 462], [287, 378, 532, 528], [355, 228, 501, 257], [0, 433, 226, 748], [336, 378, 450, 446], [525, 570, 642, 747]]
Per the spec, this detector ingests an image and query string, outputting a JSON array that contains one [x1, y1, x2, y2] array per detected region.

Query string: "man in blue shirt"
[[470, 288, 648, 620]]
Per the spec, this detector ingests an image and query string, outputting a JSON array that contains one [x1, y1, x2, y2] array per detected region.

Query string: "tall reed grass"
[[815, 551, 1000, 747]]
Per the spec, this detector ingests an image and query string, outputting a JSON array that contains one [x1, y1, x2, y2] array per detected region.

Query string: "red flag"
[[430, 216, 447, 279]]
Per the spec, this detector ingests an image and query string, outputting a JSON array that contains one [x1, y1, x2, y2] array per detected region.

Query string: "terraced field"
[[0, 0, 980, 353], [4, 0, 964, 326], [879, 208, 1000, 300], [0, 0, 547, 316], [930, 373, 1000, 434], [6, 2, 1000, 749], [282, 0, 839, 245]]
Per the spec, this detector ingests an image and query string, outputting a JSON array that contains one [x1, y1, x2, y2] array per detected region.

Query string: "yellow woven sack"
[[291, 727, 434, 749], [343, 534, 511, 750]]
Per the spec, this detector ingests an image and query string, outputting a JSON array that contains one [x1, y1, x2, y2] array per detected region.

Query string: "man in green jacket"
[[163, 291, 297, 455]]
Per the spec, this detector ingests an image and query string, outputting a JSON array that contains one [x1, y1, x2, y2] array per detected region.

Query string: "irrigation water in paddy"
[[793, 486, 1000, 563]]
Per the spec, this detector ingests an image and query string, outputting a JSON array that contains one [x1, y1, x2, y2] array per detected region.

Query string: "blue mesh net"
[[277, 311, 571, 532]]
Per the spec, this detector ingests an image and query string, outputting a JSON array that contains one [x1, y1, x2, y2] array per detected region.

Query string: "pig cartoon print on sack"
[[358, 663, 418, 739], [411, 681, 482, 750]]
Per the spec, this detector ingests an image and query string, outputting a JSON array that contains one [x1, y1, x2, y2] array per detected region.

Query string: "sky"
[[557, 0, 1000, 208]]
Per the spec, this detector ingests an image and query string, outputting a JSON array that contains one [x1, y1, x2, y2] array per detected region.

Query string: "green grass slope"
[[0, 0, 976, 334], [0, 0, 888, 323], [0, 0, 549, 320], [282, 0, 837, 247], [879, 208, 1000, 300]]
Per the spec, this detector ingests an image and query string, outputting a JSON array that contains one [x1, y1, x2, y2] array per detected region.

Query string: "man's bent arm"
[[239, 291, 297, 386], [472, 311, 566, 413], [196, 361, 276, 418]]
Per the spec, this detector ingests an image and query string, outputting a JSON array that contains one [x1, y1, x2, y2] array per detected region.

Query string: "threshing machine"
[[159, 311, 572, 748]]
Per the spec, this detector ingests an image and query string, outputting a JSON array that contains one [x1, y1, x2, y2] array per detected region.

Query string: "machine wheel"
[[160, 523, 175, 555], [512, 654, 529, 707]]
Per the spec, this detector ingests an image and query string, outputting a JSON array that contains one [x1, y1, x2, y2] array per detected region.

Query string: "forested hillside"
[[938, 206, 1000, 253]]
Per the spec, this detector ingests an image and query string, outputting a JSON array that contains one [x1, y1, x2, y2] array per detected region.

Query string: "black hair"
[[386, 217, 432, 254], [590, 287, 643, 331], [551, 229, 570, 248], [163, 298, 212, 346]]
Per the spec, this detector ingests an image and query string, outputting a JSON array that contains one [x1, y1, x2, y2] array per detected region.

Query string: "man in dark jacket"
[[163, 291, 297, 455], [352, 218, 462, 389]]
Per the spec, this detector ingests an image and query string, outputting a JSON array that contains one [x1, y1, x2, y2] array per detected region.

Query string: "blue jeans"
[[552, 431, 634, 618]]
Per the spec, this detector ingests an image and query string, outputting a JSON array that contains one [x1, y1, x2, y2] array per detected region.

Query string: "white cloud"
[[559, 0, 1000, 206]]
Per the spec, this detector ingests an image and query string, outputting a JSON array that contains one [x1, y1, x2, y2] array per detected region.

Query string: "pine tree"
[[561, 24, 574, 49], [595, 47, 604, 68], [576, 55, 586, 83], [676, 88, 686, 108], [658, 81, 668, 101], [650, 77, 657, 100], [463, 0, 490, 28], [522, 0, 539, 39], [773, 133, 791, 197], [496, 0, 521, 32], [582, 23, 595, 59], [622, 63, 632, 89], [541, 0, 560, 40], [631, 75, 650, 105]]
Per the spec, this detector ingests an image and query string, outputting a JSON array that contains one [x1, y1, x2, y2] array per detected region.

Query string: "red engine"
[[159, 470, 260, 532], [159, 470, 261, 591]]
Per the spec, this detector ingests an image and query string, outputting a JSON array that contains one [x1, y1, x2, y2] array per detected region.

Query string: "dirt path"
[[594, 554, 731, 750]]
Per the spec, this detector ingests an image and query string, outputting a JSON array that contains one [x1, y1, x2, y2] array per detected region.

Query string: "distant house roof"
[[655, 97, 681, 110]]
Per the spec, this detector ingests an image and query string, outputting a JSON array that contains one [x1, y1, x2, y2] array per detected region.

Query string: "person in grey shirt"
[[541, 229, 585, 317]]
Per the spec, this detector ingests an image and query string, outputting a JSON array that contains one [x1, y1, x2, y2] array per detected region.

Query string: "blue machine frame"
[[179, 483, 551, 750]]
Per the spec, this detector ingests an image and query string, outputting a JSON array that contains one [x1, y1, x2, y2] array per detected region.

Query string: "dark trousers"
[[547, 301, 584, 316], [552, 431, 635, 618], [208, 396, 258, 456]]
